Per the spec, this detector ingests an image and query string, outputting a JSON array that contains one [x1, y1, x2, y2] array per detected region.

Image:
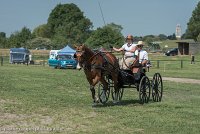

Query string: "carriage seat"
[[131, 63, 147, 74]]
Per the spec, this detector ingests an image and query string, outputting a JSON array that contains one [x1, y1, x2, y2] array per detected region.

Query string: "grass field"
[[0, 65, 200, 134]]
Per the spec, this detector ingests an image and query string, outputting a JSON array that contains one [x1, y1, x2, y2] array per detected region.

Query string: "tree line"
[[0, 2, 199, 50]]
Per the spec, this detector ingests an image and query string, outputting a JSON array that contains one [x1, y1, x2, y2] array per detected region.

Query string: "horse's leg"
[[99, 76, 109, 101], [85, 75, 96, 104], [86, 73, 101, 104], [92, 74, 101, 103], [89, 85, 96, 102], [100, 77, 109, 91]]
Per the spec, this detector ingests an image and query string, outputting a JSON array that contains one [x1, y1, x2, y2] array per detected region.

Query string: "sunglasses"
[[137, 45, 143, 47]]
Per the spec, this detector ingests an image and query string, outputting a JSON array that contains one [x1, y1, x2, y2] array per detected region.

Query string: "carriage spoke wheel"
[[111, 88, 124, 102], [139, 76, 151, 104], [98, 83, 110, 104], [152, 73, 163, 102], [97, 75, 112, 104]]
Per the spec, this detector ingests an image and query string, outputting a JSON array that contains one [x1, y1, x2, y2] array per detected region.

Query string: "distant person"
[[191, 54, 195, 64], [110, 35, 137, 69]]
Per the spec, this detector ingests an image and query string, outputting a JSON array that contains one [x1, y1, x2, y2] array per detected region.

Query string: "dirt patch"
[[162, 77, 200, 84], [0, 99, 21, 105]]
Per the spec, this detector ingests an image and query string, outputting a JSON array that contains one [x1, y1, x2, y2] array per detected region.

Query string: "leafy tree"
[[143, 35, 155, 40], [8, 31, 21, 48], [158, 34, 167, 40], [32, 24, 51, 38], [144, 37, 154, 45], [27, 37, 53, 49], [0, 32, 6, 38], [133, 36, 143, 42], [8, 27, 32, 48], [20, 27, 33, 43], [185, 1, 200, 40], [47, 3, 93, 44], [197, 33, 200, 42], [181, 33, 186, 39], [143, 35, 160, 44], [106, 23, 123, 33], [167, 33, 176, 40], [85, 23, 124, 49], [0, 32, 7, 48]]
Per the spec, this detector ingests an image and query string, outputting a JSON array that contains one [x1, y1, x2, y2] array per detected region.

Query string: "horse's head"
[[74, 44, 87, 69]]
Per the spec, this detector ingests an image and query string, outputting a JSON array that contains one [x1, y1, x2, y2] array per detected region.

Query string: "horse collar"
[[88, 52, 101, 62]]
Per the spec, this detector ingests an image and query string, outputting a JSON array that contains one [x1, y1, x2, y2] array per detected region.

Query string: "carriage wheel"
[[97, 76, 111, 104], [111, 88, 124, 102], [152, 73, 163, 102], [139, 76, 151, 104], [98, 83, 110, 104]]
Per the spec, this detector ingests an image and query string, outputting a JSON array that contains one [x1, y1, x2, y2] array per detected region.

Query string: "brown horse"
[[74, 44, 120, 105]]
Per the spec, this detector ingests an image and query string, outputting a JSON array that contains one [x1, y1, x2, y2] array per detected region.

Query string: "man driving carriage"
[[111, 35, 137, 69]]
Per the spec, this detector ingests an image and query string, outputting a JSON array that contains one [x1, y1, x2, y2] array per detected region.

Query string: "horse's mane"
[[83, 45, 95, 56]]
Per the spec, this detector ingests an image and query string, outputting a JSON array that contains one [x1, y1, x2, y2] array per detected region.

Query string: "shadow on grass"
[[94, 99, 142, 108]]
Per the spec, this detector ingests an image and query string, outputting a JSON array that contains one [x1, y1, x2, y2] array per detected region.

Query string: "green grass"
[[0, 65, 200, 134], [147, 54, 200, 79]]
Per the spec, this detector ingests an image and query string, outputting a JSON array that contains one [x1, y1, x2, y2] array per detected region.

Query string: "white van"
[[49, 50, 60, 59]]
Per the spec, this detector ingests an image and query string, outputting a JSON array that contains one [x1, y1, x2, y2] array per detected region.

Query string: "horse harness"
[[76, 50, 118, 73], [90, 51, 114, 71]]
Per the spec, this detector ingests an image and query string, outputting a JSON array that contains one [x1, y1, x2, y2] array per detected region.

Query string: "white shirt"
[[121, 43, 137, 57], [135, 50, 148, 63]]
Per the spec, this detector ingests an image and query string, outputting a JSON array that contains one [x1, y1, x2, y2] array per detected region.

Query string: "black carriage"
[[98, 66, 163, 104]]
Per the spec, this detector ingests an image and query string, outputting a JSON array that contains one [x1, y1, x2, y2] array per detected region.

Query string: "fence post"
[[27, 58, 28, 66], [1, 56, 3, 66], [157, 60, 159, 68], [181, 60, 183, 69], [43, 55, 45, 67]]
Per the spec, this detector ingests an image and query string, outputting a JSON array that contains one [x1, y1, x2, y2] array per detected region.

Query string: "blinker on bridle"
[[76, 50, 85, 56]]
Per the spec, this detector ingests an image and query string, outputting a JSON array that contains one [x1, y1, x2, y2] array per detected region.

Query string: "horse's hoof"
[[95, 99, 100, 104], [92, 102, 98, 107]]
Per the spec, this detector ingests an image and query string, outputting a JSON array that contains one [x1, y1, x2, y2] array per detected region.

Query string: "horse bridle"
[[75, 50, 87, 68]]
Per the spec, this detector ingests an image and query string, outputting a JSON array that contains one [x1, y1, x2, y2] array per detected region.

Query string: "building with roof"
[[176, 40, 200, 55]]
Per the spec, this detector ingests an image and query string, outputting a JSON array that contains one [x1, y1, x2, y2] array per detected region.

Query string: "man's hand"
[[122, 50, 125, 55]]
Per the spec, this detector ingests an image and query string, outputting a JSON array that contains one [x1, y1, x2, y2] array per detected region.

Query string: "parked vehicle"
[[48, 54, 77, 69], [49, 50, 60, 59], [10, 48, 30, 64], [165, 48, 178, 56]]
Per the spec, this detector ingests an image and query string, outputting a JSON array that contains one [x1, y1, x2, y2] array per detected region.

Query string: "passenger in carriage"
[[135, 41, 148, 66], [110, 35, 137, 69], [133, 41, 148, 81]]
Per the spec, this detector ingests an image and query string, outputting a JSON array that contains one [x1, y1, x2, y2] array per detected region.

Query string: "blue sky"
[[0, 0, 199, 37]]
